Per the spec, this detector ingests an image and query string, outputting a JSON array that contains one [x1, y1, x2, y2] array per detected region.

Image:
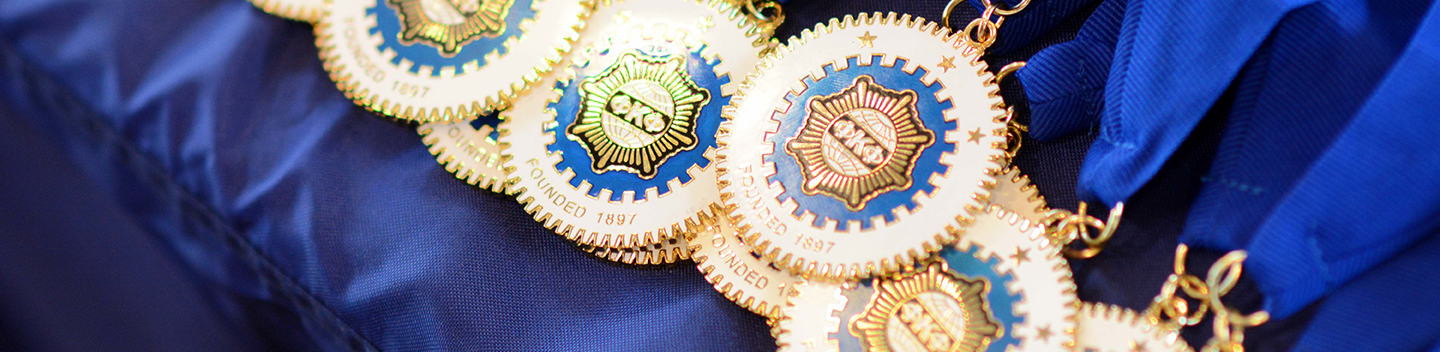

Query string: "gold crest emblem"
[[849, 264, 1002, 352], [387, 0, 515, 56], [567, 51, 709, 179], [784, 75, 934, 211]]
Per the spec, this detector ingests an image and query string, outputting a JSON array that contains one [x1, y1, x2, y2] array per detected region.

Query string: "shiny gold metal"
[[315, 0, 591, 122], [950, 0, 1029, 53], [981, 0, 1030, 15], [580, 238, 691, 265], [689, 204, 803, 320], [982, 165, 1048, 226], [1144, 244, 1270, 351], [567, 52, 710, 179], [248, 0, 325, 23], [848, 262, 1002, 352], [1146, 244, 1209, 329], [782, 75, 936, 211], [388, 0, 515, 56], [941, 0, 967, 29], [1200, 251, 1269, 352], [994, 61, 1026, 84], [741, 0, 785, 33], [714, 12, 1008, 280], [1040, 201, 1123, 259]]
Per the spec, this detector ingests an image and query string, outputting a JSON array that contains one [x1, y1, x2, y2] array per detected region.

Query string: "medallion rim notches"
[[315, 0, 590, 122]]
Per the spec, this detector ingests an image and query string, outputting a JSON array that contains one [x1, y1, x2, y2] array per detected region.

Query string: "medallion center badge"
[[388, 0, 516, 56], [784, 75, 934, 210], [850, 265, 1000, 352], [568, 51, 709, 179]]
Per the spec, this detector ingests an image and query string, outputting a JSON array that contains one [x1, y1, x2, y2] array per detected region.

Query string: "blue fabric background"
[[2, 0, 1437, 351]]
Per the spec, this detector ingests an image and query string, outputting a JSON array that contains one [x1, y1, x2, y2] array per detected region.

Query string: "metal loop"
[[994, 61, 1026, 85], [1003, 118, 1023, 160], [941, 0, 968, 30], [1053, 202, 1123, 259], [963, 17, 999, 50], [1146, 273, 1208, 328], [1174, 244, 1190, 272], [982, 0, 1031, 16], [1179, 274, 1210, 299], [1208, 251, 1247, 296], [744, 1, 784, 28]]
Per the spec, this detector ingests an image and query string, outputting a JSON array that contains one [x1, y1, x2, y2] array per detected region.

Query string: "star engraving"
[[696, 16, 713, 30], [614, 10, 631, 24], [967, 128, 984, 144], [857, 31, 877, 48], [938, 56, 957, 72], [1033, 324, 1053, 342], [1011, 247, 1031, 266]]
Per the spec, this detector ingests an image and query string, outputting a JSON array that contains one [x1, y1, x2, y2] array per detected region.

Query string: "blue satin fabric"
[[0, 0, 769, 350], [1013, 0, 1440, 347], [5, 0, 1431, 350]]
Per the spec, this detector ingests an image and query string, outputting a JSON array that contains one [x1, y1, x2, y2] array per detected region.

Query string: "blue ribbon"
[[1018, 0, 1440, 322]]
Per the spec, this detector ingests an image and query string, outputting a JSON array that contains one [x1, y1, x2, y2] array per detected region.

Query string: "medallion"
[[502, 0, 775, 248], [690, 206, 802, 319], [775, 207, 1077, 352], [249, 0, 326, 22], [715, 13, 1007, 280], [418, 113, 510, 193], [316, 0, 589, 122], [1076, 303, 1191, 352]]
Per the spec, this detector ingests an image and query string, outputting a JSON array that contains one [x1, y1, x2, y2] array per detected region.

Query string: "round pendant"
[[249, 0, 326, 22], [715, 13, 1007, 280], [502, 0, 774, 248], [419, 113, 510, 193], [690, 207, 803, 320], [1076, 303, 1192, 352], [316, 0, 589, 122], [775, 207, 1076, 352]]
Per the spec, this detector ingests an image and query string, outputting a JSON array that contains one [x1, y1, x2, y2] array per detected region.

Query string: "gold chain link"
[[1144, 244, 1271, 351], [735, 0, 784, 34], [942, 0, 1029, 54], [1040, 202, 1123, 259], [1201, 251, 1270, 352], [1146, 244, 1209, 329]]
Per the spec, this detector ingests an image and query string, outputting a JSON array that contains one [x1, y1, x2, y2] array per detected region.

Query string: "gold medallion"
[[568, 52, 710, 178], [388, 0, 516, 56], [500, 0, 776, 248], [714, 13, 1007, 280], [849, 263, 1001, 352], [316, 0, 590, 121], [784, 75, 935, 211]]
